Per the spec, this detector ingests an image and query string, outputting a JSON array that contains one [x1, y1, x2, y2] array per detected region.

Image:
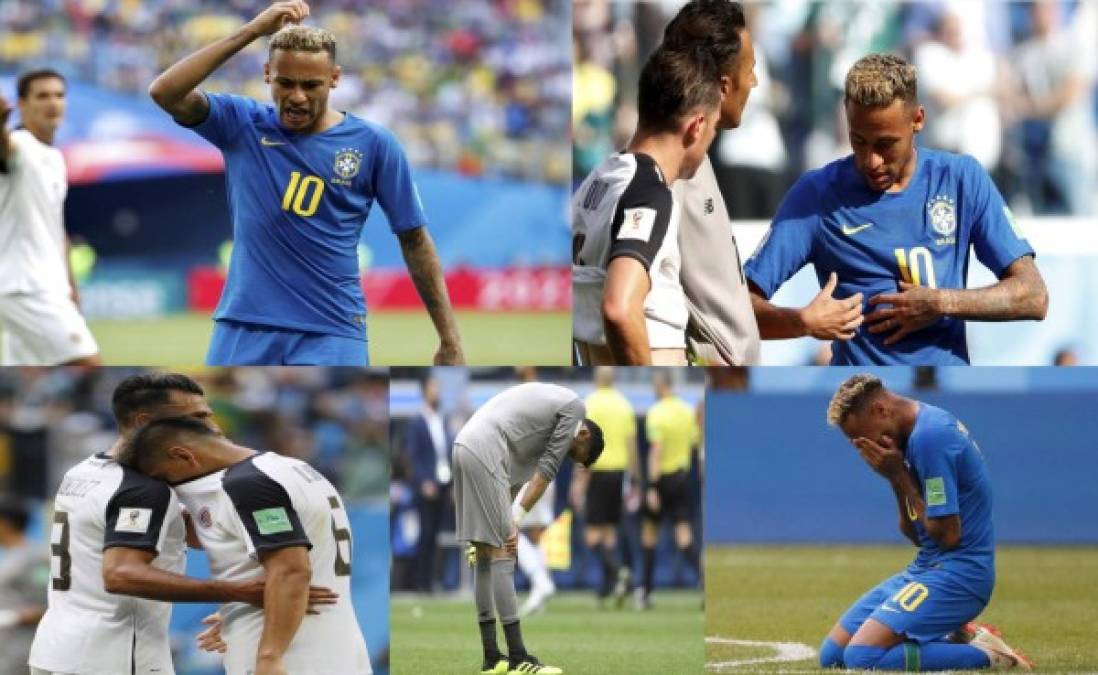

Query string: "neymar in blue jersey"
[[816, 373, 1033, 671], [148, 0, 463, 365], [745, 54, 1047, 365]]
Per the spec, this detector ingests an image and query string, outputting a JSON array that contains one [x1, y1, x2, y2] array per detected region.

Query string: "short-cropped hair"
[[637, 46, 721, 133], [111, 372, 204, 427], [844, 53, 918, 108], [117, 415, 220, 474], [827, 374, 884, 426], [583, 418, 605, 468], [17, 69, 65, 99], [662, 0, 747, 76], [269, 24, 337, 61]]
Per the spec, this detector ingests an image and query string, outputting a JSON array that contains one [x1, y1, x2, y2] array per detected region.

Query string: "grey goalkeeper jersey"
[[673, 154, 761, 365], [455, 382, 586, 488]]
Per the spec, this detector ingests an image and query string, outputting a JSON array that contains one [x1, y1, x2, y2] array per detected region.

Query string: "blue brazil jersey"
[[745, 148, 1033, 365], [186, 92, 427, 339], [905, 403, 995, 601]]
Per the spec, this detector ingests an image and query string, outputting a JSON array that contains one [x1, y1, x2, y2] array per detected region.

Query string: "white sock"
[[516, 533, 553, 592]]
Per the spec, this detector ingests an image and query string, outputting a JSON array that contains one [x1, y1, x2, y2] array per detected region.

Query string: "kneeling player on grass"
[[453, 382, 604, 674], [820, 374, 1032, 671]]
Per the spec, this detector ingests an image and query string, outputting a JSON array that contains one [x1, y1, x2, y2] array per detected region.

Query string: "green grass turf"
[[87, 310, 570, 365], [705, 545, 1098, 673], [391, 590, 703, 674]]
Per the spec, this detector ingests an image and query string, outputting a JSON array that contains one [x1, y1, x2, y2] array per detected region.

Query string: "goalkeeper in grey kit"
[[452, 382, 605, 674]]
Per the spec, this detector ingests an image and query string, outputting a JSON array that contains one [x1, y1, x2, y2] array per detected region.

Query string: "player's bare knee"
[[826, 623, 852, 648]]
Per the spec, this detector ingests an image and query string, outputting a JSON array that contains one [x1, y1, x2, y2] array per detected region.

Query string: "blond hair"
[[826, 374, 884, 427], [269, 25, 337, 61], [844, 53, 917, 107]]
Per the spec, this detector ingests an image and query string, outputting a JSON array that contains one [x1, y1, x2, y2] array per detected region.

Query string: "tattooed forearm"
[[936, 255, 1048, 321], [398, 227, 464, 363]]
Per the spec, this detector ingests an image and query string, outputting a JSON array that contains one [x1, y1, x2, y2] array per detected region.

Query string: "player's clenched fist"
[[801, 272, 864, 341], [246, 1, 311, 36]]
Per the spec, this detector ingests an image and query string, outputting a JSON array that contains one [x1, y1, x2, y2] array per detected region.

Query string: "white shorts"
[[0, 291, 98, 365], [517, 480, 556, 529]]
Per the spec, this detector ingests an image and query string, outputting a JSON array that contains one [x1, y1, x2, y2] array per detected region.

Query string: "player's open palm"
[[247, 1, 310, 36], [802, 272, 864, 341], [866, 282, 943, 345]]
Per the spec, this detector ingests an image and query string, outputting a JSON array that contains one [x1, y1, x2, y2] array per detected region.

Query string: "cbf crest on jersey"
[[332, 148, 363, 186], [927, 195, 957, 243]]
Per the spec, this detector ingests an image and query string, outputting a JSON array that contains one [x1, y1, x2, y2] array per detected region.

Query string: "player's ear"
[[719, 73, 731, 99], [330, 64, 341, 89], [166, 445, 195, 465], [683, 112, 705, 147], [911, 105, 925, 133], [263, 62, 271, 85]]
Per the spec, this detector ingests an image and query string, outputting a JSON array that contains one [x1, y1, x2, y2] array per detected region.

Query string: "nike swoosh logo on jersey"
[[841, 223, 873, 236], [260, 136, 285, 147]]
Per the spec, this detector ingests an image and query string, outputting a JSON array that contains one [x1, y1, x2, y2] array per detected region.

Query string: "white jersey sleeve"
[[175, 452, 370, 675], [572, 152, 686, 348], [29, 453, 185, 675]]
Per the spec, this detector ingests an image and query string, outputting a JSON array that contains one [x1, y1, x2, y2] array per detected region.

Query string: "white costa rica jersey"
[[572, 152, 686, 349], [172, 451, 370, 675], [29, 452, 186, 675], [0, 128, 70, 296]]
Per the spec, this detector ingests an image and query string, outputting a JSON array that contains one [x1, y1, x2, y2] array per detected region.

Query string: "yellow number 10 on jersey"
[[282, 171, 326, 217], [894, 246, 937, 288], [891, 581, 930, 611]]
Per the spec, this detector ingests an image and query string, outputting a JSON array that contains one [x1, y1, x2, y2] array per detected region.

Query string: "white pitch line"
[[706, 636, 816, 671]]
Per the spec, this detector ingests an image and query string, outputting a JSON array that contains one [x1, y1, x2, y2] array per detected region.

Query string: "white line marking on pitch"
[[706, 636, 816, 670]]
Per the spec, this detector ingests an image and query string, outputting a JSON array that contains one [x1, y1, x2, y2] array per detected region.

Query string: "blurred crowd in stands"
[[0, 367, 390, 502], [0, 0, 569, 182], [574, 0, 1098, 216]]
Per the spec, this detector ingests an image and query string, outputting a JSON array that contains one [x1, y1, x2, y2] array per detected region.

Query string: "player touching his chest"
[[148, 0, 463, 366], [745, 54, 1047, 365]]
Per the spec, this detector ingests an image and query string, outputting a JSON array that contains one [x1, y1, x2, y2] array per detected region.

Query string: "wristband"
[[512, 503, 528, 523]]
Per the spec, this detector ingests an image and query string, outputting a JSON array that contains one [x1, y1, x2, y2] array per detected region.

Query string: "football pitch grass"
[[88, 310, 570, 365], [706, 545, 1097, 673], [391, 590, 703, 674]]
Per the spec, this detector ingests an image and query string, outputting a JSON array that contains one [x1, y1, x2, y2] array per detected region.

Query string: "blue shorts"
[[206, 320, 368, 365], [839, 569, 988, 644]]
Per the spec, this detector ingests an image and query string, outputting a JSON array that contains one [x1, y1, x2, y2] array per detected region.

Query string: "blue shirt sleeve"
[[182, 92, 256, 149], [743, 172, 820, 297], [909, 422, 963, 519], [372, 126, 428, 234], [964, 155, 1034, 277]]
